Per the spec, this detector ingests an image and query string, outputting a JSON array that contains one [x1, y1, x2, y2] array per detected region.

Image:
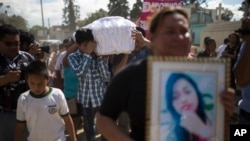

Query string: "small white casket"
[[84, 16, 136, 55]]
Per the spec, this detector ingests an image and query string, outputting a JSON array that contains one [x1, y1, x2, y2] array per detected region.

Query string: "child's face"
[[27, 74, 48, 95]]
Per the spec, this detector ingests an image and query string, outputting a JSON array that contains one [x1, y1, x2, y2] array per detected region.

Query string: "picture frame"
[[146, 57, 230, 141]]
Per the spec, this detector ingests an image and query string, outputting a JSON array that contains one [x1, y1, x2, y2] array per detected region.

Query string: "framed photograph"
[[146, 57, 230, 141]]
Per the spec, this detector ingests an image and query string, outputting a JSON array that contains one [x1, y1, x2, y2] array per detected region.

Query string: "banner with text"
[[138, 0, 183, 32]]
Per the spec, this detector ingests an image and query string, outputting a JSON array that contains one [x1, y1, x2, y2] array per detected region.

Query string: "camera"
[[11, 63, 28, 82], [6, 63, 28, 91], [40, 45, 50, 53], [29, 42, 50, 54]]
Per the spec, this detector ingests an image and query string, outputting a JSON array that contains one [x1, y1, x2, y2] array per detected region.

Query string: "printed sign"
[[139, 0, 183, 31]]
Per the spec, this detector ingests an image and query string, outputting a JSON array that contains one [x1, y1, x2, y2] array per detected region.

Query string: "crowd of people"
[[0, 5, 249, 141]]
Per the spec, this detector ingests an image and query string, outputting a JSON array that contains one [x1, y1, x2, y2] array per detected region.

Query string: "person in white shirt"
[[14, 60, 76, 141], [53, 39, 71, 90], [216, 38, 229, 58]]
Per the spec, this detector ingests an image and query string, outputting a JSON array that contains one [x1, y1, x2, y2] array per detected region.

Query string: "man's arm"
[[62, 44, 78, 67], [14, 122, 26, 141], [53, 70, 63, 90], [63, 115, 77, 141], [95, 112, 134, 141], [132, 30, 152, 49], [53, 53, 64, 89]]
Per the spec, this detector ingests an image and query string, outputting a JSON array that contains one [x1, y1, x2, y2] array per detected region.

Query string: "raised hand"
[[220, 88, 235, 116], [28, 43, 41, 56], [180, 111, 212, 139]]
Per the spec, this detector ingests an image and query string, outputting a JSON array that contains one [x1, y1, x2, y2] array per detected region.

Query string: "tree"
[[8, 15, 28, 30], [77, 9, 108, 28], [29, 25, 47, 35], [29, 25, 48, 40], [239, 0, 250, 17], [62, 0, 80, 32], [108, 0, 130, 18], [221, 8, 234, 21], [130, 0, 143, 19]]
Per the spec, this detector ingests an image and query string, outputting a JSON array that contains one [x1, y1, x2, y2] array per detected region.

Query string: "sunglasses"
[[2, 41, 20, 47]]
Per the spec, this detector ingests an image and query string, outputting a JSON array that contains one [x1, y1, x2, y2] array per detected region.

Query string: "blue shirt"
[[234, 41, 250, 112], [63, 66, 78, 99], [112, 46, 152, 75], [68, 50, 111, 108], [113, 46, 152, 66], [128, 46, 152, 63]]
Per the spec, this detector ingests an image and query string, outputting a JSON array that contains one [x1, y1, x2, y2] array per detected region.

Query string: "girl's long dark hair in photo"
[[165, 73, 207, 141]]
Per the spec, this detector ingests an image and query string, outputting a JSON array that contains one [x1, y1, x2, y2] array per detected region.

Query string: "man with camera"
[[19, 29, 50, 61], [0, 24, 34, 141]]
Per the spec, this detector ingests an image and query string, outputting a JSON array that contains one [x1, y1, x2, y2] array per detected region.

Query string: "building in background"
[[185, 3, 226, 46]]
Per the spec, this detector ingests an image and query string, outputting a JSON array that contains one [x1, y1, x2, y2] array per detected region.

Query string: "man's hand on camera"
[[6, 70, 21, 83], [28, 44, 41, 56]]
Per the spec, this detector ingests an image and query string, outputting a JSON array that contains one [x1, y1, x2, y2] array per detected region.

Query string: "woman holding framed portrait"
[[95, 6, 235, 141]]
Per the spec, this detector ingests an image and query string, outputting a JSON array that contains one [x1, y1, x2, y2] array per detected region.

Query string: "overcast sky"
[[0, 0, 244, 28]]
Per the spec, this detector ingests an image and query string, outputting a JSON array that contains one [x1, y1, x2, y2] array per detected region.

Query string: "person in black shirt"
[[221, 33, 241, 89], [95, 7, 235, 141], [197, 37, 217, 57]]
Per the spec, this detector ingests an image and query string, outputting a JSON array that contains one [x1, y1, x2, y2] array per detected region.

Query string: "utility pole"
[[40, 0, 46, 39], [48, 18, 50, 39]]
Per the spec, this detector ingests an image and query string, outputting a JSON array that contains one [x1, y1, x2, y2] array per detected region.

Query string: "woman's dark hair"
[[165, 73, 207, 140], [228, 33, 240, 46], [149, 6, 189, 35], [25, 60, 49, 79], [223, 38, 229, 44], [204, 37, 215, 47], [75, 28, 94, 45]]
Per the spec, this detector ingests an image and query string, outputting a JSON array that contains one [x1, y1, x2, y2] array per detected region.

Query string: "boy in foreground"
[[14, 60, 76, 141]]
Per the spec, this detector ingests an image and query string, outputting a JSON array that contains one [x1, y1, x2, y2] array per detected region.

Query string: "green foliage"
[[8, 15, 28, 30], [77, 9, 108, 28], [221, 8, 234, 21], [108, 0, 130, 18], [238, 1, 246, 11], [239, 0, 250, 17], [30, 25, 47, 30], [62, 0, 80, 31], [29, 25, 47, 35], [130, 0, 142, 19]]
